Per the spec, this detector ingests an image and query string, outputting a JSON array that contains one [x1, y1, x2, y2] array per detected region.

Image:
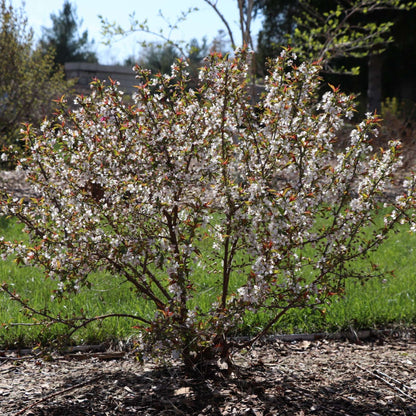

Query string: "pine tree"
[[40, 0, 97, 66]]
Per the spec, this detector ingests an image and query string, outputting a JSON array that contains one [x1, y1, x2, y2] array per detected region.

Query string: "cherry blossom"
[[1, 49, 414, 368]]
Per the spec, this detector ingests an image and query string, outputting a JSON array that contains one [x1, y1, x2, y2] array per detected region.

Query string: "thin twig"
[[0, 352, 43, 363], [14, 374, 104, 415], [374, 369, 413, 392], [63, 351, 126, 360], [0, 366, 16, 374], [356, 363, 416, 402], [203, 0, 236, 48]]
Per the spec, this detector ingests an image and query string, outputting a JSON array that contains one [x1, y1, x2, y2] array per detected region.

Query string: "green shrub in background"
[[0, 0, 73, 167]]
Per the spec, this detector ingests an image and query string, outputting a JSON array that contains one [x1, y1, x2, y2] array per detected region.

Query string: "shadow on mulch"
[[19, 363, 416, 416]]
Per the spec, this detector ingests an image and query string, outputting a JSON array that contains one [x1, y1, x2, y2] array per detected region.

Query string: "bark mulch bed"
[[1, 332, 416, 415]]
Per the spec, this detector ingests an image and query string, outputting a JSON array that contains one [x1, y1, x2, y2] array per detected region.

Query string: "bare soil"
[[1, 332, 416, 416]]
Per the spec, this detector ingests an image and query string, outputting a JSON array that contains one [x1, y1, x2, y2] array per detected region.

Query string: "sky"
[[10, 0, 263, 65]]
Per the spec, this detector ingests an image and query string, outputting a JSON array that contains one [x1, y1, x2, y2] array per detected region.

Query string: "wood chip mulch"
[[1, 333, 416, 415]]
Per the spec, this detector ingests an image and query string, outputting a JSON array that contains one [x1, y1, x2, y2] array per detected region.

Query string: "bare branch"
[[203, 0, 236, 48]]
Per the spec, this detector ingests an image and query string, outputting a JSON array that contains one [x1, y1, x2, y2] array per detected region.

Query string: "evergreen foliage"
[[40, 0, 98, 66]]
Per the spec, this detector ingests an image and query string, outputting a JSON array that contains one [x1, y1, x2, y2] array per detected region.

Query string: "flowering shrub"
[[1, 49, 414, 369]]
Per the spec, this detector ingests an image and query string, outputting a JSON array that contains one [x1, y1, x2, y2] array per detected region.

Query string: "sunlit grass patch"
[[1, 213, 416, 347]]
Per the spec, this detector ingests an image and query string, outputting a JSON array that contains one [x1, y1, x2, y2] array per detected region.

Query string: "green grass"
[[1, 214, 416, 348], [325, 229, 416, 330], [251, 228, 416, 335], [0, 217, 154, 347], [0, 261, 154, 348]]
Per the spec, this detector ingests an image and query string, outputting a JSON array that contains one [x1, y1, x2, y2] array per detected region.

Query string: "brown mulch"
[[1, 333, 416, 416]]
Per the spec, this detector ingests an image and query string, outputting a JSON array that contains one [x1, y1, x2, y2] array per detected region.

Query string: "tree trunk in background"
[[367, 53, 383, 113]]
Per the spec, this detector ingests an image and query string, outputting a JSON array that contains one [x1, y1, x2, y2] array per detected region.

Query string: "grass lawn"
[[1, 214, 416, 348]]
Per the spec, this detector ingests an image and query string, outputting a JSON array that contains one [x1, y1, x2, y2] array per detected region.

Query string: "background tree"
[[100, 1, 254, 64], [186, 37, 210, 81], [379, 7, 416, 105], [40, 0, 97, 66], [202, 0, 255, 49], [124, 37, 209, 90], [254, 0, 416, 112], [129, 43, 180, 74], [0, 0, 72, 164], [254, 0, 299, 75], [210, 29, 231, 54], [100, 6, 198, 59]]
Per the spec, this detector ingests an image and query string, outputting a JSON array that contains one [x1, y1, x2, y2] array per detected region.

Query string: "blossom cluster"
[[0, 48, 414, 367]]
